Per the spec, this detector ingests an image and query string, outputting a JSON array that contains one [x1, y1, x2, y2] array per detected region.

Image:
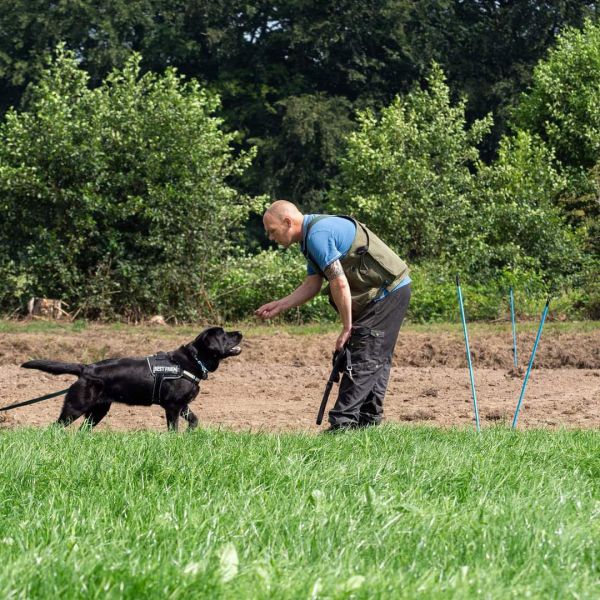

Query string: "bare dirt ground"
[[1, 324, 599, 431]]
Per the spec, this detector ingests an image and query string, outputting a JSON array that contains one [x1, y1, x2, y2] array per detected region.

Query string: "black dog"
[[21, 327, 242, 431]]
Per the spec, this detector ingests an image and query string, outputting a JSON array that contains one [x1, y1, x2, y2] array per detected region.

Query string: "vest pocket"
[[349, 253, 389, 288]]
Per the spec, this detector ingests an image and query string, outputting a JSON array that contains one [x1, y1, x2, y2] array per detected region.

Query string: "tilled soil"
[[1, 325, 599, 431]]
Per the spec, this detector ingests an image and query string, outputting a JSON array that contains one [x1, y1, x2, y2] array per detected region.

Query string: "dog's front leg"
[[181, 406, 199, 430], [164, 407, 180, 431]]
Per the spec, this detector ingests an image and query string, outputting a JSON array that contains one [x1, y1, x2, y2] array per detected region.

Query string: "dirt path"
[[1, 325, 599, 431]]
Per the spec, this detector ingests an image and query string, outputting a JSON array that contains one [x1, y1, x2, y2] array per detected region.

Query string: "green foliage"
[[569, 258, 600, 319], [0, 1, 156, 86], [510, 18, 600, 300], [472, 130, 582, 280], [407, 263, 553, 323], [514, 18, 600, 170], [406, 1, 598, 157], [210, 248, 335, 323], [405, 265, 459, 323], [0, 47, 260, 319], [0, 2, 597, 208], [210, 254, 586, 324], [255, 93, 355, 211], [197, 0, 420, 207], [330, 64, 587, 306], [1, 10, 598, 321], [330, 64, 492, 264]]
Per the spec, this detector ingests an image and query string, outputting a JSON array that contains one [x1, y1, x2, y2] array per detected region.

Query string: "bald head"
[[264, 200, 303, 220], [263, 200, 304, 247]]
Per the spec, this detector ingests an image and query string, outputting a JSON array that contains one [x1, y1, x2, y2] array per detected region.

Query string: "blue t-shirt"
[[301, 215, 355, 275], [301, 214, 411, 300]]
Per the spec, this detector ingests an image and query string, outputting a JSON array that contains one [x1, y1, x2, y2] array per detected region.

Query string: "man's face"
[[263, 213, 294, 248]]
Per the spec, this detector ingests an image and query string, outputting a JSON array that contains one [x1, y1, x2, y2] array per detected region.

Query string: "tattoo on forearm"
[[325, 260, 344, 281]]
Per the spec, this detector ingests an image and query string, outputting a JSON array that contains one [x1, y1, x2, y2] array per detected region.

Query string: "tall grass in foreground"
[[0, 426, 598, 599]]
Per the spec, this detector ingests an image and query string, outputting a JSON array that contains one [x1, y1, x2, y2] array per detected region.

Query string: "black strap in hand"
[[316, 346, 351, 425]]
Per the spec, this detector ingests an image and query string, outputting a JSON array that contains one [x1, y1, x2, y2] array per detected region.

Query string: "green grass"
[[0, 318, 598, 337], [0, 426, 598, 598], [0, 319, 89, 334]]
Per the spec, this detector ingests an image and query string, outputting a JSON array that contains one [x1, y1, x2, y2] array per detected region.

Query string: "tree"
[[0, 0, 161, 112], [329, 64, 492, 265], [0, 47, 259, 319], [473, 131, 580, 280], [514, 18, 600, 170], [330, 64, 584, 284], [405, 1, 599, 157], [512, 18, 600, 265], [1, 1, 597, 210]]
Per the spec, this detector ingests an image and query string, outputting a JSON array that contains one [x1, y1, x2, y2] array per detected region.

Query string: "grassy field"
[[0, 426, 598, 598], [1, 318, 598, 337]]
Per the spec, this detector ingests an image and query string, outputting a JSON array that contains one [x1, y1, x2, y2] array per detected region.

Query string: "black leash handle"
[[316, 380, 334, 426], [316, 347, 349, 425], [0, 388, 69, 412]]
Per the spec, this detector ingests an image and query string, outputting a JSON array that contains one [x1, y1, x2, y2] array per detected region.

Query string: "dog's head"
[[188, 327, 243, 372]]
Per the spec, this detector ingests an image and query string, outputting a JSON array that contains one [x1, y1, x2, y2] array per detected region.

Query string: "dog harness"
[[146, 352, 206, 404]]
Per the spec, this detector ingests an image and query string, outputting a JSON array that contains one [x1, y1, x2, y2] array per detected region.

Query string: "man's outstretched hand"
[[255, 299, 286, 320]]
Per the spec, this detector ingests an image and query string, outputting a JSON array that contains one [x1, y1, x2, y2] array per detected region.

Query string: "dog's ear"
[[185, 342, 199, 359]]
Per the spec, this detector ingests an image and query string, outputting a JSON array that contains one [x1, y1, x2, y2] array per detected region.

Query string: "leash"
[[316, 346, 352, 425], [0, 388, 69, 412]]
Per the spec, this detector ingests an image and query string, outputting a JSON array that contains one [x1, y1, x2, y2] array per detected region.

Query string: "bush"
[[407, 262, 565, 323], [0, 46, 261, 320], [569, 259, 600, 319], [511, 18, 600, 280], [329, 63, 587, 298], [471, 130, 583, 282], [210, 247, 337, 323]]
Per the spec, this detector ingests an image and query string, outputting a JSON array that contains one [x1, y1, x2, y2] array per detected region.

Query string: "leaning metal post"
[[509, 286, 518, 368], [511, 298, 551, 429], [456, 275, 481, 432]]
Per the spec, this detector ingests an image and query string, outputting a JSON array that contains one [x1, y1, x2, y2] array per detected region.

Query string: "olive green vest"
[[301, 215, 409, 316]]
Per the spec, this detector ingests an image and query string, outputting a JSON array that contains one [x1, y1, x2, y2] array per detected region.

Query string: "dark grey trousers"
[[329, 284, 411, 427]]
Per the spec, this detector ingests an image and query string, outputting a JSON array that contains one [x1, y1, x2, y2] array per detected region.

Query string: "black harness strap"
[[146, 353, 202, 404]]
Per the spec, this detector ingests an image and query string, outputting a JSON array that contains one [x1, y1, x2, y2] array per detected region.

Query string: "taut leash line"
[[0, 388, 69, 412]]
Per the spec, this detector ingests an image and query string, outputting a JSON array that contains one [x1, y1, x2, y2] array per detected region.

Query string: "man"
[[256, 200, 411, 431], [255, 200, 411, 430]]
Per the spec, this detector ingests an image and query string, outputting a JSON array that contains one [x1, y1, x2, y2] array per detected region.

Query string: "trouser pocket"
[[348, 327, 384, 366]]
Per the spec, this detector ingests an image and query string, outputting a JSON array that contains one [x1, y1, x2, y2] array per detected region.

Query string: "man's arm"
[[255, 274, 323, 319], [325, 260, 353, 351]]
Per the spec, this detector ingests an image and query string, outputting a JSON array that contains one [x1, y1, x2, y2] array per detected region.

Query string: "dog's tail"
[[21, 360, 84, 376]]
